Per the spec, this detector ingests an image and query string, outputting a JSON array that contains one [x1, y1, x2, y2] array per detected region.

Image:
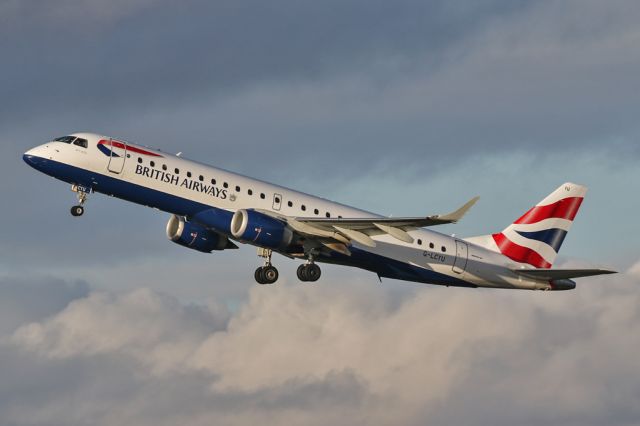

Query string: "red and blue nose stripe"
[[97, 140, 163, 158]]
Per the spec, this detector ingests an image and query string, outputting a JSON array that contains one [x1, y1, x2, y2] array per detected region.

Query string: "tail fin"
[[467, 183, 587, 269]]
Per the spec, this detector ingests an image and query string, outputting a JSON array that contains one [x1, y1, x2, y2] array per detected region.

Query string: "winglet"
[[432, 196, 480, 223]]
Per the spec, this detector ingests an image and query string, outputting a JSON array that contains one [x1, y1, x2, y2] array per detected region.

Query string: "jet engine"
[[166, 215, 232, 252], [230, 209, 293, 249]]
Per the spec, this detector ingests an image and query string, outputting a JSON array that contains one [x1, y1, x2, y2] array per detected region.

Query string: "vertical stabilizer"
[[467, 183, 587, 268]]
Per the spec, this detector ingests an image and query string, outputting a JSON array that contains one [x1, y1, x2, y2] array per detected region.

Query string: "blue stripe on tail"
[[516, 228, 568, 252]]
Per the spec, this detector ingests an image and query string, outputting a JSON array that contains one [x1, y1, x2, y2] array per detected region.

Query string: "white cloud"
[[628, 260, 640, 279], [7, 270, 640, 425]]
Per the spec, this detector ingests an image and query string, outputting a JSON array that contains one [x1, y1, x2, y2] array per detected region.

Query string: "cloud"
[[0, 276, 89, 335], [6, 270, 640, 425], [628, 260, 640, 279], [13, 288, 230, 375]]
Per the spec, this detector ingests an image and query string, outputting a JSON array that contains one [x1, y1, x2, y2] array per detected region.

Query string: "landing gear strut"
[[254, 248, 279, 285], [70, 185, 89, 217], [297, 253, 321, 282]]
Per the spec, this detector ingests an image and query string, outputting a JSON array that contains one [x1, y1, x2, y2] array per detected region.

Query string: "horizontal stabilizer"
[[512, 268, 617, 281]]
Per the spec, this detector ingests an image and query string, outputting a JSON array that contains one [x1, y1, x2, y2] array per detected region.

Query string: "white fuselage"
[[23, 133, 554, 290]]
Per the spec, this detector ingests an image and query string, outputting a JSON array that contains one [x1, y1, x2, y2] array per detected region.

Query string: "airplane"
[[23, 133, 616, 290]]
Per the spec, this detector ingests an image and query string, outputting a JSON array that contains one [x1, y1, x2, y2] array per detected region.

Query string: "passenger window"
[[223, 182, 228, 188], [162, 164, 167, 171], [175, 168, 180, 174], [325, 212, 330, 218], [429, 242, 434, 249], [260, 193, 265, 199], [73, 138, 88, 148], [314, 208, 319, 215], [211, 178, 216, 185], [417, 239, 422, 245], [199, 175, 204, 182], [236, 185, 241, 192], [288, 201, 293, 207], [187, 172, 192, 178], [138, 158, 143, 164], [275, 196, 281, 203], [301, 205, 306, 211], [248, 189, 253, 195], [150, 161, 155, 168], [338, 215, 343, 219], [441, 246, 446, 253]]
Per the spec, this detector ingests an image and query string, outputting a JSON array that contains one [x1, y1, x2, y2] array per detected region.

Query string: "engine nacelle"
[[166, 215, 230, 253], [549, 279, 576, 291], [230, 209, 293, 249]]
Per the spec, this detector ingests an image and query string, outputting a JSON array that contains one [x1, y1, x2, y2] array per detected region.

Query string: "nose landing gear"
[[70, 184, 89, 217]]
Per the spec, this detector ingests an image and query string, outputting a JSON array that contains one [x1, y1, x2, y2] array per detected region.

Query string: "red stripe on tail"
[[492, 233, 552, 268], [514, 197, 583, 225]]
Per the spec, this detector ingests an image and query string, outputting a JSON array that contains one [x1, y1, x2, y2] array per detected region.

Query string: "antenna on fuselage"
[[176, 152, 182, 157]]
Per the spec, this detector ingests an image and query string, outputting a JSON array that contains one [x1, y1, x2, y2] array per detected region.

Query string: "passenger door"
[[452, 240, 468, 274], [106, 139, 127, 174]]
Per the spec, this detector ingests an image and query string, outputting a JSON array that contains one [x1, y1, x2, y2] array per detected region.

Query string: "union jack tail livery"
[[491, 183, 586, 268]]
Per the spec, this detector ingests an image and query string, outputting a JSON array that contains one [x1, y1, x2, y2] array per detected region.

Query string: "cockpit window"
[[54, 136, 76, 144], [73, 138, 88, 148]]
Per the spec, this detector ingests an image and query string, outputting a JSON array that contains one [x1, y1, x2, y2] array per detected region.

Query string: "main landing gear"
[[297, 261, 321, 282], [252, 248, 323, 285], [70, 185, 89, 217], [255, 248, 279, 285]]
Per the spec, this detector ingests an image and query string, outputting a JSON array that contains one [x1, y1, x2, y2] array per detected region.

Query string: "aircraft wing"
[[512, 268, 617, 280], [255, 196, 479, 251]]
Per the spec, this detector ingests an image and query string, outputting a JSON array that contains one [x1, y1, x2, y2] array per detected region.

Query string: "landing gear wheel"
[[297, 264, 309, 282], [306, 264, 321, 282], [262, 266, 279, 284], [70, 205, 84, 217], [297, 264, 321, 283], [255, 266, 278, 285], [255, 267, 267, 284]]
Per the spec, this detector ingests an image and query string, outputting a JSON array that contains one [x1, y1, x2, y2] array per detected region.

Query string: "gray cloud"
[[0, 0, 531, 125], [3, 268, 639, 426]]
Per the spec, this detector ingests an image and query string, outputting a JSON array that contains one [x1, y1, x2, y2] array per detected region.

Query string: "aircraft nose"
[[23, 146, 47, 169], [23, 148, 39, 166]]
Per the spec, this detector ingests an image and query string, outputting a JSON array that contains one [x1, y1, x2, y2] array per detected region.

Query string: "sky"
[[1, 0, 639, 425]]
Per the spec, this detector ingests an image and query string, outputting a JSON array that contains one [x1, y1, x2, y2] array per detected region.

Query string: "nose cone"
[[23, 145, 48, 171], [23, 148, 41, 169], [23, 149, 36, 165]]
